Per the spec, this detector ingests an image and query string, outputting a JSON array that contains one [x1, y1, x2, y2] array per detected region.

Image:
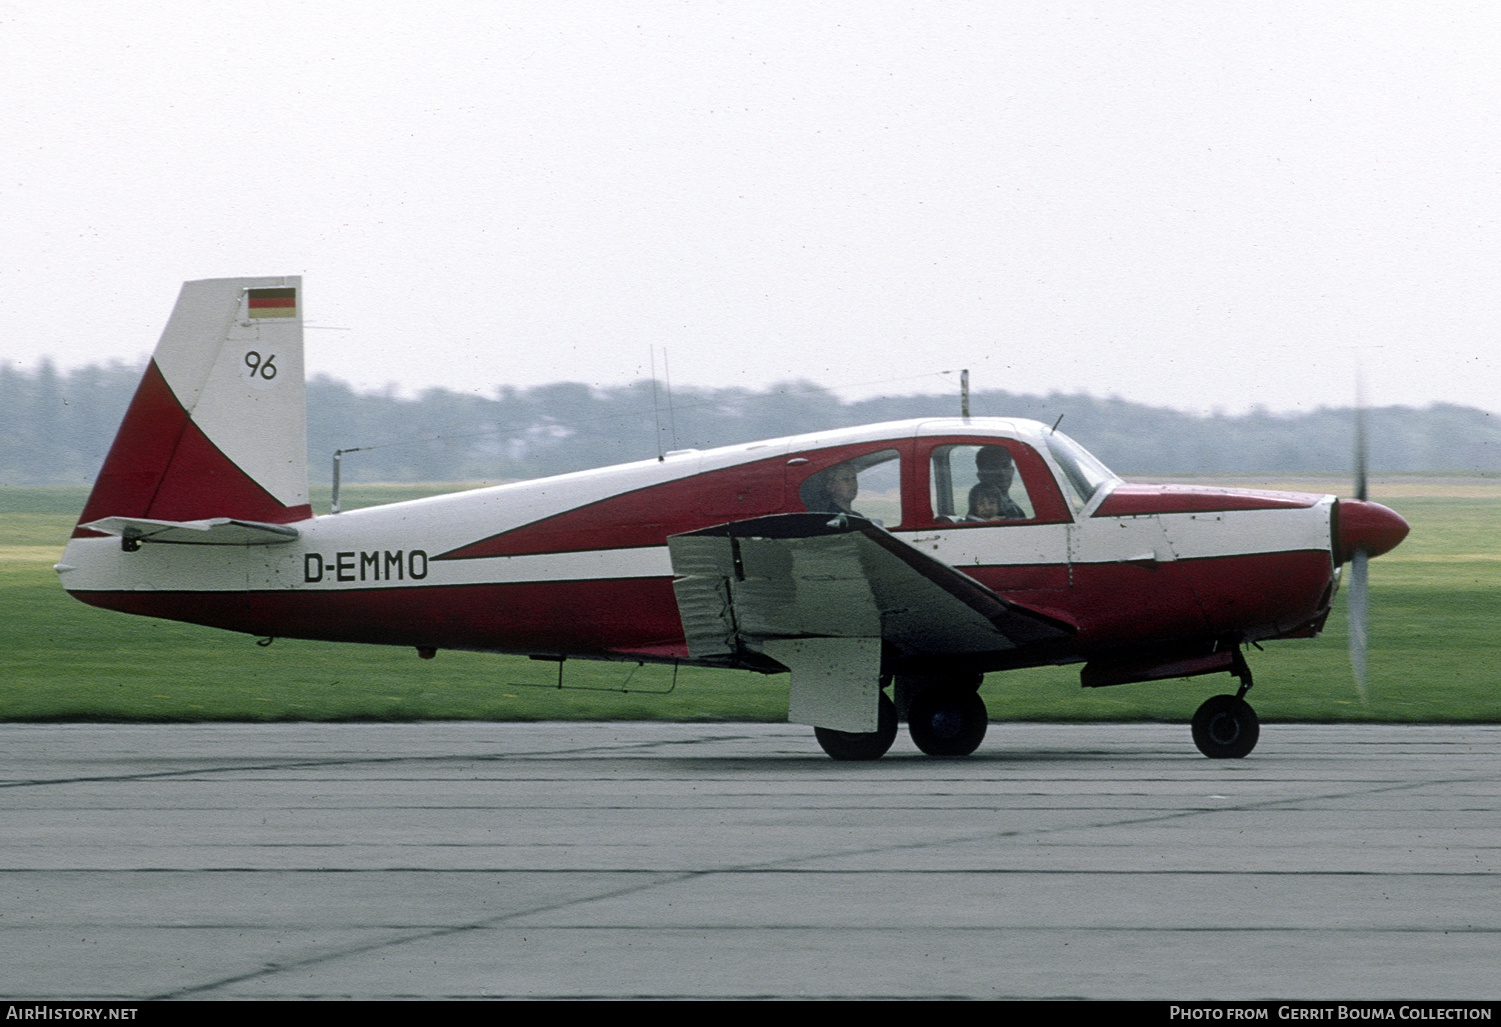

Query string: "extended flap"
[[668, 513, 1072, 662]]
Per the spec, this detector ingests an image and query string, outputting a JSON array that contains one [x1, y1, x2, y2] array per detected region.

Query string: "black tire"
[[894, 671, 982, 722], [815, 693, 898, 761], [1191, 694, 1260, 758], [908, 690, 988, 758]]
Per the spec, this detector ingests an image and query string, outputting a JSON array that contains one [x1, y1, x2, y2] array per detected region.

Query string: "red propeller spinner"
[[1335, 498, 1409, 564]]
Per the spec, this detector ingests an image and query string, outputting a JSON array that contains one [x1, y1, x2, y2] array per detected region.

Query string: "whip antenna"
[[664, 349, 680, 450], [650, 347, 664, 461]]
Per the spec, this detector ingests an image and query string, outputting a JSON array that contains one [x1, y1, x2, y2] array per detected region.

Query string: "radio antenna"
[[664, 349, 680, 450], [650, 348, 665, 461]]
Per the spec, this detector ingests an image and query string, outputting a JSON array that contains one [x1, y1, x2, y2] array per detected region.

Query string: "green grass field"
[[2, 480, 1496, 723]]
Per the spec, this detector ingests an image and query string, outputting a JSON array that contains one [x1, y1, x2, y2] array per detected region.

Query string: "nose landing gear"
[[1191, 648, 1260, 758]]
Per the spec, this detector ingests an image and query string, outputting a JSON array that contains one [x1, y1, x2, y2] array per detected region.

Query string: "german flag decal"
[[247, 287, 297, 319]]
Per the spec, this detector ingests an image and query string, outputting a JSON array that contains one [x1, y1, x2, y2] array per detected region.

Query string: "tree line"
[[3, 359, 1496, 485]]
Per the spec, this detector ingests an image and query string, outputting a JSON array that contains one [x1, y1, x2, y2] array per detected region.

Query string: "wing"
[[668, 512, 1073, 668]]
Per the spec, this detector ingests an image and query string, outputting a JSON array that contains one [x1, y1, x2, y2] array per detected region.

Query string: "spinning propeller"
[[1349, 402, 1371, 700], [1337, 396, 1409, 702]]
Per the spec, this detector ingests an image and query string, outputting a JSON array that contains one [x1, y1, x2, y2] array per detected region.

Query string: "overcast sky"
[[4, 1, 1499, 415]]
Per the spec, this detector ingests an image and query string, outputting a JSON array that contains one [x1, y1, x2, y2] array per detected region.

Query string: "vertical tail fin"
[[73, 277, 311, 536]]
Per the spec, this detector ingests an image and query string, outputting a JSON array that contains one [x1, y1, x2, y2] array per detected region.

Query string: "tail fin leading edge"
[[74, 277, 312, 537]]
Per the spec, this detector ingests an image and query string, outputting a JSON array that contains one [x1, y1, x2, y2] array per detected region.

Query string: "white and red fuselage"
[[57, 277, 1409, 704]]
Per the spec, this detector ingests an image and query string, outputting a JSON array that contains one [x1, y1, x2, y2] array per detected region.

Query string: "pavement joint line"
[[736, 771, 1501, 872], [0, 733, 766, 791], [153, 869, 705, 1000], [1, 866, 1498, 876], [3, 746, 1495, 793], [149, 921, 1501, 999]]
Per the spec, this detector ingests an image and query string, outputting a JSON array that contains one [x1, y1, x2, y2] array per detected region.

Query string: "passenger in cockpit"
[[967, 483, 1021, 521], [825, 463, 859, 514], [802, 461, 864, 517]]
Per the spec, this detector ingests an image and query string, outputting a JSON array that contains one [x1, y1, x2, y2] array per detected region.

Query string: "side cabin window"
[[925, 441, 1071, 526], [795, 448, 903, 527]]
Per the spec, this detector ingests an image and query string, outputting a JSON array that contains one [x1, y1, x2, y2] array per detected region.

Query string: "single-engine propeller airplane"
[[58, 277, 1410, 759]]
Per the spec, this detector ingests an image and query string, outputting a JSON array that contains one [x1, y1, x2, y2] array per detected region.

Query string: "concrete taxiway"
[[0, 721, 1497, 1000]]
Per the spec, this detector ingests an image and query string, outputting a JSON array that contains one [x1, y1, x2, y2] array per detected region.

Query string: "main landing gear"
[[1191, 649, 1260, 759], [813, 672, 991, 761], [814, 692, 898, 761], [895, 672, 989, 758], [907, 687, 988, 758]]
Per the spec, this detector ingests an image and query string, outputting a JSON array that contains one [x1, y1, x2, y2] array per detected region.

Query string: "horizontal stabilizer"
[[668, 513, 1073, 666], [81, 516, 301, 547]]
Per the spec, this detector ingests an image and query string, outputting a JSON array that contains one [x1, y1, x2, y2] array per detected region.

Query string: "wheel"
[[815, 693, 898, 761], [894, 671, 982, 722], [908, 690, 988, 758], [1191, 694, 1259, 758]]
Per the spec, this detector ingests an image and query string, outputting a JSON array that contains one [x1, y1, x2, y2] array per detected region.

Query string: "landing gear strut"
[[1191, 648, 1260, 759]]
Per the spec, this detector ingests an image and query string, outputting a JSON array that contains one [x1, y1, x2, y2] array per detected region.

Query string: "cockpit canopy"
[[779, 421, 1120, 529]]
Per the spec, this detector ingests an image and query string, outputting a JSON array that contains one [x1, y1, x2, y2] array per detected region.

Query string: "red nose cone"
[[1337, 499, 1410, 563]]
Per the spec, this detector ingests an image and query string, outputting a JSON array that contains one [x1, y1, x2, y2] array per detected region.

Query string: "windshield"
[[1045, 431, 1119, 511]]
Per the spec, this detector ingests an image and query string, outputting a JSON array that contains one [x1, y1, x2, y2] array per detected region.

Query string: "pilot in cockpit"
[[971, 447, 1025, 520]]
